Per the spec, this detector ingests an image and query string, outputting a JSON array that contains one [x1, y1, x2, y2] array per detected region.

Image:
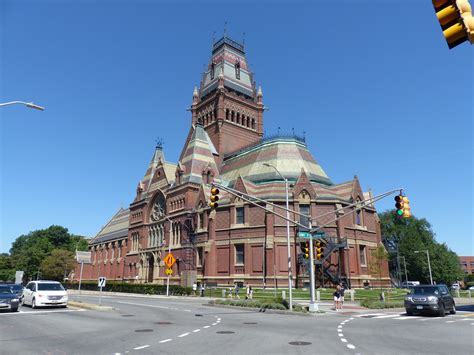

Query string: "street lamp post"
[[400, 256, 408, 286], [263, 163, 293, 311], [414, 250, 433, 285], [0, 101, 45, 110]]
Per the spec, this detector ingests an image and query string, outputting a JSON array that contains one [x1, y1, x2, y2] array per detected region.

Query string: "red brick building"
[[74, 36, 389, 289], [459, 256, 474, 275]]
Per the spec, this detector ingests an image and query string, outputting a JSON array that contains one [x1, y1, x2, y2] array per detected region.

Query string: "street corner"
[[68, 301, 115, 311]]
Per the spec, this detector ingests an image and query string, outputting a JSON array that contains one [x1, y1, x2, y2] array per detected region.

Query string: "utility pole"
[[308, 221, 318, 312]]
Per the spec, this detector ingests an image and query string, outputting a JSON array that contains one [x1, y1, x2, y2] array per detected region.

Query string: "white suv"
[[21, 281, 68, 308]]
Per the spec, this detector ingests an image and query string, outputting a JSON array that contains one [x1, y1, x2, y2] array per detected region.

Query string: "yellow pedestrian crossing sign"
[[164, 253, 176, 268], [165, 268, 173, 276]]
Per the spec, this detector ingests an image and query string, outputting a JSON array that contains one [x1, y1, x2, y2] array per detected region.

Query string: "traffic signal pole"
[[308, 220, 318, 312]]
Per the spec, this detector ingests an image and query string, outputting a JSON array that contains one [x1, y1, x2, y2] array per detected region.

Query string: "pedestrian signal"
[[316, 241, 324, 260], [210, 187, 220, 209]]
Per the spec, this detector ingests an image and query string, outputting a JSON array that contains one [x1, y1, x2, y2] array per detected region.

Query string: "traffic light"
[[209, 187, 220, 209], [316, 240, 324, 260], [432, 0, 474, 49], [395, 194, 411, 218], [300, 242, 310, 259]]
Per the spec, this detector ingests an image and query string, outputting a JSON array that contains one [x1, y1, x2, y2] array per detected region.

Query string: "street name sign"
[[298, 231, 325, 239], [164, 253, 176, 268], [313, 232, 325, 239], [297, 231, 312, 238], [98, 277, 106, 288]]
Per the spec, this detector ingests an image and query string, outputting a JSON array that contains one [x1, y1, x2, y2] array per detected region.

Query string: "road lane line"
[[338, 333, 343, 337], [338, 325, 342, 328], [178, 333, 190, 337], [159, 339, 172, 343], [117, 301, 169, 309], [133, 345, 149, 350], [373, 314, 402, 319], [341, 339, 347, 343], [347, 344, 355, 349], [337, 329, 342, 333], [212, 322, 217, 325], [203, 326, 210, 328], [395, 316, 421, 320], [445, 320, 455, 323], [193, 329, 201, 333]]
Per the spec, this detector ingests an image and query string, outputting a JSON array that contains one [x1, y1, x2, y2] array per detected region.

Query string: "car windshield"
[[0, 286, 13, 294], [410, 286, 439, 295], [37, 283, 65, 291]]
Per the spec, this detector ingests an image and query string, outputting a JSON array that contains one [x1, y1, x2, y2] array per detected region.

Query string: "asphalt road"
[[1, 293, 473, 355]]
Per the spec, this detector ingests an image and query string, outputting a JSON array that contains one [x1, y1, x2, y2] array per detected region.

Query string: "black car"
[[7, 284, 24, 298], [404, 284, 455, 317], [0, 285, 20, 312]]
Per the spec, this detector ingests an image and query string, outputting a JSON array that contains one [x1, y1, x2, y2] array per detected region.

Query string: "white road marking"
[[338, 333, 343, 337], [193, 329, 201, 333], [217, 318, 221, 321], [117, 301, 169, 309], [446, 321, 455, 323], [1, 309, 85, 315], [159, 339, 172, 343], [347, 344, 356, 349], [178, 333, 190, 338], [337, 329, 342, 333], [203, 325, 210, 328], [373, 314, 402, 319], [184, 309, 191, 312], [133, 345, 149, 350], [396, 316, 421, 320], [341, 339, 347, 343], [349, 318, 354, 320], [338, 325, 342, 328], [212, 322, 217, 325], [458, 318, 471, 321]]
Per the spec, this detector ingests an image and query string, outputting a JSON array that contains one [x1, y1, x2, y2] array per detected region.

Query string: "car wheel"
[[438, 303, 445, 317], [406, 309, 413, 316], [32, 298, 37, 309], [450, 304, 456, 315]]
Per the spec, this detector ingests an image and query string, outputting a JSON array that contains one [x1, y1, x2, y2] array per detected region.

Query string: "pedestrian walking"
[[339, 283, 345, 310], [246, 284, 250, 300], [235, 284, 240, 299], [249, 285, 253, 299], [333, 285, 341, 311]]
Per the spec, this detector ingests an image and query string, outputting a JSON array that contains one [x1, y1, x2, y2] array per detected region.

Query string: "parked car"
[[451, 283, 460, 290], [7, 284, 24, 298], [401, 281, 420, 288], [404, 284, 455, 317], [21, 281, 68, 308], [468, 286, 474, 291], [0, 284, 20, 312]]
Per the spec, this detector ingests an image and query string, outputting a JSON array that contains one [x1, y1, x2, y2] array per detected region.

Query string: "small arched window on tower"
[[235, 60, 241, 80], [210, 62, 215, 80], [251, 118, 256, 129]]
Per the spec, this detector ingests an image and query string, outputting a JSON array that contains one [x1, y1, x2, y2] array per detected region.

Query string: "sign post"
[[164, 252, 176, 297], [75, 251, 91, 298], [98, 277, 106, 306]]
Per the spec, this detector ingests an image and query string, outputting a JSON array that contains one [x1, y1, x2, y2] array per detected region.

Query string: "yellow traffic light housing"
[[402, 196, 411, 218], [301, 242, 310, 259], [395, 194, 411, 218], [210, 187, 220, 209], [316, 240, 324, 260], [432, 0, 474, 49]]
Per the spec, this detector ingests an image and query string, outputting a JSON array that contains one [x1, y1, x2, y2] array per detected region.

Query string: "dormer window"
[[235, 60, 240, 80], [210, 62, 215, 80]]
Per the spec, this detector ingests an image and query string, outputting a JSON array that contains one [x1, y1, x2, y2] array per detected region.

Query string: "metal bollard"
[[282, 290, 286, 299], [222, 289, 226, 298], [468, 290, 471, 299], [316, 290, 320, 301], [350, 289, 355, 301]]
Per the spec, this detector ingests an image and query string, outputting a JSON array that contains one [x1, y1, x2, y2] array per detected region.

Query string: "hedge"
[[360, 299, 404, 309], [64, 281, 192, 296]]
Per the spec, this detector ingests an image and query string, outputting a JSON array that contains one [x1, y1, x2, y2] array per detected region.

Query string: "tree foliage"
[[380, 210, 463, 285], [0, 253, 15, 282], [40, 249, 76, 281], [369, 243, 389, 288], [7, 225, 89, 281]]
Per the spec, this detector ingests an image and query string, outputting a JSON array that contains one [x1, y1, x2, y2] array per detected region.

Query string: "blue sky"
[[1, 0, 472, 255]]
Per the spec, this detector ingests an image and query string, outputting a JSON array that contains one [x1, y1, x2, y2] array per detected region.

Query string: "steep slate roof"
[[90, 208, 129, 245], [141, 144, 176, 195], [220, 137, 332, 186], [179, 123, 219, 184], [200, 36, 255, 99]]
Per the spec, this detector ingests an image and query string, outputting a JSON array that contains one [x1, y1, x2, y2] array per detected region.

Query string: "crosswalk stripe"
[[373, 314, 402, 319], [393, 316, 422, 320]]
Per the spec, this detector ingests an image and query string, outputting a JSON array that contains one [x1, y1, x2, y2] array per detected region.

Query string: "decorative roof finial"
[[193, 86, 198, 97], [257, 86, 263, 97], [155, 138, 163, 149]]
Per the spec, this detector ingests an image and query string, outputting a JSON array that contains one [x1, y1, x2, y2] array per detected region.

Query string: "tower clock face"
[[151, 194, 166, 221]]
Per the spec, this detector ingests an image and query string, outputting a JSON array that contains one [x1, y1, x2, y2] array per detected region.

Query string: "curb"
[[68, 301, 115, 311]]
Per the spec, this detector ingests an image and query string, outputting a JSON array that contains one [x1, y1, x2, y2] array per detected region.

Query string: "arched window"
[[251, 118, 256, 129]]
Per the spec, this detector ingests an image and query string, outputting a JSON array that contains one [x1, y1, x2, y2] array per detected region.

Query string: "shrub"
[[64, 281, 192, 296], [360, 299, 404, 309]]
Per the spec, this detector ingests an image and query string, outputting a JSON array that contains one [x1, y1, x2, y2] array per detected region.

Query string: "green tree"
[[0, 253, 15, 282], [9, 225, 89, 280], [369, 243, 389, 289], [379, 211, 463, 285], [40, 249, 76, 281]]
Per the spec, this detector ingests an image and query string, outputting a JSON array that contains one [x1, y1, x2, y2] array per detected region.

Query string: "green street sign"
[[313, 232, 325, 239], [297, 231, 312, 238]]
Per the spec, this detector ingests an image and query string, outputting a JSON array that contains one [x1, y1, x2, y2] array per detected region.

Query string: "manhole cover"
[[243, 322, 257, 324], [216, 331, 235, 334], [289, 341, 312, 346], [195, 314, 203, 317], [121, 315, 134, 317], [155, 321, 172, 325], [135, 329, 154, 332]]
